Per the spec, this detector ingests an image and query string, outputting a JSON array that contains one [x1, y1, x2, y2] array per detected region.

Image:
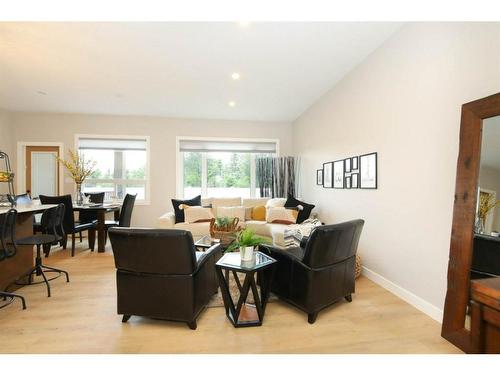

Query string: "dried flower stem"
[[56, 149, 96, 185]]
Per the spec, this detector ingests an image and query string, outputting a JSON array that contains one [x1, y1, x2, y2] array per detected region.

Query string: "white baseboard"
[[361, 266, 443, 323]]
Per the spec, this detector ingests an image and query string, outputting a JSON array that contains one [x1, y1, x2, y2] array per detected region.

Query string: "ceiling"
[[481, 116, 500, 170], [0, 22, 401, 122]]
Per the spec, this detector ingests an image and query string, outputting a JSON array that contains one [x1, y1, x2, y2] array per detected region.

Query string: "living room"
[[1, 0, 499, 372]]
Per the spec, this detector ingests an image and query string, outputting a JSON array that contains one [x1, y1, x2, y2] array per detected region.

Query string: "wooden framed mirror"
[[442, 92, 500, 352]]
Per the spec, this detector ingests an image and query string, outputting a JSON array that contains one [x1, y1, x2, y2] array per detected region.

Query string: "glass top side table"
[[215, 251, 277, 328]]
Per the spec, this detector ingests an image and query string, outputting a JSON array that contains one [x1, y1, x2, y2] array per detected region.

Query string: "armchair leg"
[[71, 233, 76, 257], [345, 294, 353, 302], [122, 315, 131, 323], [187, 320, 197, 330], [62, 236, 67, 249], [79, 232, 83, 243], [308, 312, 318, 324]]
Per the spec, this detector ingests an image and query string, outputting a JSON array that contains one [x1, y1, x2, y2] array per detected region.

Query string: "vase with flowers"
[[476, 192, 500, 234], [56, 150, 96, 205]]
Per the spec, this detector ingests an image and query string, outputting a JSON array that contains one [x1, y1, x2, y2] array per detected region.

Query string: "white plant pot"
[[240, 246, 254, 261]]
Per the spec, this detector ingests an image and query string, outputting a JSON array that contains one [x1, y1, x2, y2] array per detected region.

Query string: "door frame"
[[16, 142, 65, 197]]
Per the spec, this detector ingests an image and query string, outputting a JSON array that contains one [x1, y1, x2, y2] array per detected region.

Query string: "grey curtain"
[[256, 156, 299, 198]]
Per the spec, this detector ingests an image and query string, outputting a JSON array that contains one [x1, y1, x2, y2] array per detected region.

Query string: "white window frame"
[[75, 134, 151, 205], [176, 136, 280, 199]]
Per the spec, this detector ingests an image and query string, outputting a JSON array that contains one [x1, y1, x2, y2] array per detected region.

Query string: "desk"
[[0, 204, 56, 291], [73, 204, 121, 252]]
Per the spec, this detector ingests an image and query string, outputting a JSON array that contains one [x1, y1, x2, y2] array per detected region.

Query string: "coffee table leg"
[[97, 210, 106, 253]]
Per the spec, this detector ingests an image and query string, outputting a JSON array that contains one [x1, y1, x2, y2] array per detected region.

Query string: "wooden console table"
[[470, 277, 500, 353]]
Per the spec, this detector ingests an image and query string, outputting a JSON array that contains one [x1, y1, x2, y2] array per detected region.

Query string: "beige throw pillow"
[[216, 206, 247, 222], [265, 198, 287, 208], [184, 206, 214, 224], [265, 207, 297, 225]]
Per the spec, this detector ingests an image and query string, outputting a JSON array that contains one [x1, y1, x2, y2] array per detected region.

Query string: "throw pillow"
[[266, 207, 297, 225], [216, 206, 246, 223], [251, 205, 266, 221], [284, 195, 315, 224], [184, 206, 214, 224], [265, 197, 287, 208], [172, 195, 202, 223]]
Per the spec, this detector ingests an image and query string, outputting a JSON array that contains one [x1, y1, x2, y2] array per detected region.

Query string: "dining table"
[[72, 203, 122, 252]]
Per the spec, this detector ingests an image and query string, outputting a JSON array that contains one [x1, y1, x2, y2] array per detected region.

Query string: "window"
[[178, 138, 278, 198], [77, 136, 150, 203]]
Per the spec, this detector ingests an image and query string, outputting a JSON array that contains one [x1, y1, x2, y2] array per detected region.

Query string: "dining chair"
[[39, 194, 96, 256], [78, 192, 105, 243], [0, 209, 27, 310], [15, 204, 69, 297], [98, 194, 136, 244]]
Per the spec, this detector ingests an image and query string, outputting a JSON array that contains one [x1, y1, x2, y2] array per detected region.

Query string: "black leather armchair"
[[261, 219, 364, 324], [108, 227, 222, 329]]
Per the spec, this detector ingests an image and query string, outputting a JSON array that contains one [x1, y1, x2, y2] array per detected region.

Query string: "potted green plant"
[[227, 228, 270, 261]]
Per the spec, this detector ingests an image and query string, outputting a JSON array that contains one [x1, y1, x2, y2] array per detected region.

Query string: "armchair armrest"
[[158, 211, 176, 229], [260, 244, 305, 263], [195, 243, 222, 271]]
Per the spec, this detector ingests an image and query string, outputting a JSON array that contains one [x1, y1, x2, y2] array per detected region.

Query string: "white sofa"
[[158, 197, 290, 247]]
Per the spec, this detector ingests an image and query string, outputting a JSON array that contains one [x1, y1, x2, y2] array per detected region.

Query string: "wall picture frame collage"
[[316, 152, 377, 190]]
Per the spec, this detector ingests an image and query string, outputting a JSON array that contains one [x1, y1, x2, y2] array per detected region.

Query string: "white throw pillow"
[[265, 207, 297, 225], [265, 198, 287, 208], [184, 206, 214, 224], [216, 206, 247, 222]]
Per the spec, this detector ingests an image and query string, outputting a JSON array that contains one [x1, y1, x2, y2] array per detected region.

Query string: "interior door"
[[25, 146, 60, 198]]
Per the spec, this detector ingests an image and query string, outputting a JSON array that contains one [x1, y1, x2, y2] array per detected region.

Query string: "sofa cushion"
[[251, 205, 266, 221], [266, 207, 297, 225], [184, 206, 214, 224], [265, 198, 287, 208], [242, 198, 269, 208], [211, 197, 242, 208], [284, 195, 315, 224], [171, 195, 202, 224], [174, 221, 211, 238], [215, 206, 246, 222]]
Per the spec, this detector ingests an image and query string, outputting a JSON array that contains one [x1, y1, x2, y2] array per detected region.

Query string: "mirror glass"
[[474, 115, 500, 279]]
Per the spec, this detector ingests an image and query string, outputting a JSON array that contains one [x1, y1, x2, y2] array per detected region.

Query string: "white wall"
[[292, 23, 500, 320], [0, 110, 13, 194], [8, 112, 292, 226]]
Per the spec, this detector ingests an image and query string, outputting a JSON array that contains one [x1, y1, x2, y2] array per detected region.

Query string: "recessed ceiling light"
[[228, 101, 236, 107], [231, 72, 240, 80]]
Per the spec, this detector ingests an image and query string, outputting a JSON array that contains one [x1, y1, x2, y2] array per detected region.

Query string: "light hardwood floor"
[[0, 242, 462, 354]]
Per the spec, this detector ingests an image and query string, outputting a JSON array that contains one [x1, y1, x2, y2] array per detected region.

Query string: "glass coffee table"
[[194, 235, 221, 251], [215, 251, 277, 328]]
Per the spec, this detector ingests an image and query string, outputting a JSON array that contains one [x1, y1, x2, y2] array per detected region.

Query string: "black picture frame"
[[351, 156, 359, 170], [333, 159, 344, 189], [345, 176, 352, 189], [351, 173, 359, 188], [344, 158, 351, 173], [316, 169, 323, 185], [359, 152, 378, 189], [323, 162, 333, 188]]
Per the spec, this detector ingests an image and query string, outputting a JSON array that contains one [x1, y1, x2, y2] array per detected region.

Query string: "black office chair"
[[39, 194, 96, 256], [78, 192, 105, 243], [0, 209, 27, 310], [15, 204, 69, 297], [98, 194, 136, 244]]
